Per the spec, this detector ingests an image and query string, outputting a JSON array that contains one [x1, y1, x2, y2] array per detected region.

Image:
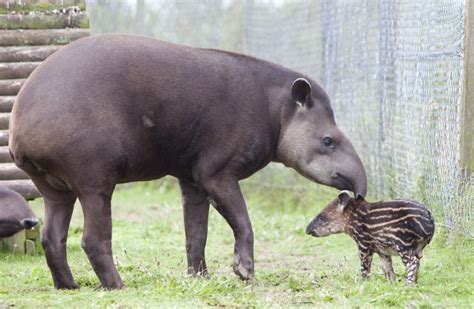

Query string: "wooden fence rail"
[[0, 4, 89, 201]]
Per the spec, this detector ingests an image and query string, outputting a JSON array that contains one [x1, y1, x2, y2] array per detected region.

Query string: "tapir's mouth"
[[306, 229, 319, 237], [0, 221, 22, 238], [331, 173, 354, 193], [305, 222, 321, 237]]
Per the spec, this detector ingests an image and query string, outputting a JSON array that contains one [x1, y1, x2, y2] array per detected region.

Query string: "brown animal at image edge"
[[9, 34, 367, 289], [306, 191, 435, 284], [0, 185, 38, 238]]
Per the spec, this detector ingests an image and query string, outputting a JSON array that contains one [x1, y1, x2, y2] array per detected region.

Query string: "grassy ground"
[[0, 178, 473, 308]]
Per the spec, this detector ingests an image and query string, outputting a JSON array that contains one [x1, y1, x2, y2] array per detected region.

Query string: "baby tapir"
[[306, 191, 435, 284], [0, 186, 38, 238]]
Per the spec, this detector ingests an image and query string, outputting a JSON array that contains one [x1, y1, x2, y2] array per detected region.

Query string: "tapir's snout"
[[305, 220, 319, 237], [21, 218, 38, 229], [332, 152, 368, 199]]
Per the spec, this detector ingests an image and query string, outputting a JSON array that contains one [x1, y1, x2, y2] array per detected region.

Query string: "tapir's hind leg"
[[77, 185, 124, 289], [179, 179, 210, 276], [28, 173, 79, 289]]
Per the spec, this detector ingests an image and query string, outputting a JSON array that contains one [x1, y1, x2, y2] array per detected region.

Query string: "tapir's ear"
[[291, 78, 312, 107], [337, 190, 352, 212]]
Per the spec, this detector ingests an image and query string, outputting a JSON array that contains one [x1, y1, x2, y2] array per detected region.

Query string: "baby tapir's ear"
[[337, 190, 352, 212]]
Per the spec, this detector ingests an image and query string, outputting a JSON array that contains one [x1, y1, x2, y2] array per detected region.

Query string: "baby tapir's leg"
[[358, 246, 373, 278], [379, 254, 395, 282], [401, 254, 420, 284]]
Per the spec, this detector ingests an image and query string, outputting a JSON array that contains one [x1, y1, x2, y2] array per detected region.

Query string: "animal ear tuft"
[[337, 190, 352, 211], [291, 78, 312, 107]]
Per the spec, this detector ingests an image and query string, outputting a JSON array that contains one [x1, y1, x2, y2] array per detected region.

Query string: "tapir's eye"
[[323, 137, 334, 148]]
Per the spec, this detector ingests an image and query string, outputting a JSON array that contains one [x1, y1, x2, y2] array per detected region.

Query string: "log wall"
[[0, 3, 89, 200]]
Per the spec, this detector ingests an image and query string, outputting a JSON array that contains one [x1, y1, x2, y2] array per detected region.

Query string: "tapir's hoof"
[[233, 255, 254, 281], [385, 273, 396, 283], [188, 269, 209, 278], [55, 282, 80, 290], [93, 283, 125, 291], [102, 283, 125, 290]]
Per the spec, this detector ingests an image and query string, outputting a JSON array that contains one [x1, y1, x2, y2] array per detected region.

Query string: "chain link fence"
[[86, 0, 473, 237]]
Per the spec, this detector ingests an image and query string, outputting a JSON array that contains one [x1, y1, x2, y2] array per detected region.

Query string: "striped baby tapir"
[[305, 191, 435, 284]]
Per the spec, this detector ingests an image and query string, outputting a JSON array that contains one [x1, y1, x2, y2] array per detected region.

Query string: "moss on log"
[[0, 11, 89, 30], [0, 1, 86, 15], [1, 229, 26, 253], [0, 28, 89, 46]]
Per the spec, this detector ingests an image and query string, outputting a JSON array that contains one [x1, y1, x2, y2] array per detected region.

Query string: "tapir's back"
[[9, 34, 290, 182], [358, 200, 435, 256]]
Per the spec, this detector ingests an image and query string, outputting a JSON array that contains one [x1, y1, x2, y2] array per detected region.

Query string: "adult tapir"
[[0, 185, 38, 237], [9, 34, 367, 289]]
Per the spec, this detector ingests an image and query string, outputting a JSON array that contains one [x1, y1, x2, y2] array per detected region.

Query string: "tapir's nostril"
[[305, 223, 316, 235], [21, 218, 38, 229]]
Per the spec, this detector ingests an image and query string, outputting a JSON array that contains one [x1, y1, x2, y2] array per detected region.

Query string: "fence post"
[[462, 0, 474, 175]]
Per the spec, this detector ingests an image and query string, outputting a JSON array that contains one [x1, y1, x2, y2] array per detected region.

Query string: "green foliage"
[[0, 0, 86, 14], [0, 180, 472, 307]]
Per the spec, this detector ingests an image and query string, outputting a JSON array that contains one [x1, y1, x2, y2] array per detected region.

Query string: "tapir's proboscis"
[[0, 185, 38, 238], [9, 34, 367, 289]]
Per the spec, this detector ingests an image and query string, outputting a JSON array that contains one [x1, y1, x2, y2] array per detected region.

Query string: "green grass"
[[0, 179, 473, 307]]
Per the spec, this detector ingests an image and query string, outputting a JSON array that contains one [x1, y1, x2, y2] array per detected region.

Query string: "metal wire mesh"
[[86, 0, 473, 237]]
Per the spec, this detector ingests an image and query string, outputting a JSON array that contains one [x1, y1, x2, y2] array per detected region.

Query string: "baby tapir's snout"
[[306, 190, 354, 237], [0, 186, 38, 238], [306, 191, 435, 284]]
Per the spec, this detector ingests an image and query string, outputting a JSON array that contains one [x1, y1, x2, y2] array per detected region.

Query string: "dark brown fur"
[[0, 185, 37, 237], [9, 34, 367, 289], [306, 191, 435, 284]]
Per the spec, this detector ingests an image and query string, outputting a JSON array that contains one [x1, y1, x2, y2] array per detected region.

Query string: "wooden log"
[[0, 78, 24, 95], [0, 96, 14, 112], [0, 146, 12, 162], [0, 163, 29, 180], [0, 0, 86, 13], [0, 113, 9, 129], [0, 11, 89, 30], [1, 229, 26, 253], [0, 29, 90, 46], [25, 224, 40, 240], [0, 62, 39, 79], [0, 179, 41, 200], [24, 239, 36, 255], [0, 130, 8, 146], [0, 45, 60, 62]]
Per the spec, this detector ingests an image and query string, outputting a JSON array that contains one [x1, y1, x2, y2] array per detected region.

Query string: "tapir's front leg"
[[379, 254, 396, 282], [179, 179, 210, 276], [197, 174, 254, 280], [358, 247, 373, 278]]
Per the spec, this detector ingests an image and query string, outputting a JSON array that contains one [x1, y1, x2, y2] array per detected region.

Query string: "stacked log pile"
[[0, 4, 89, 200]]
